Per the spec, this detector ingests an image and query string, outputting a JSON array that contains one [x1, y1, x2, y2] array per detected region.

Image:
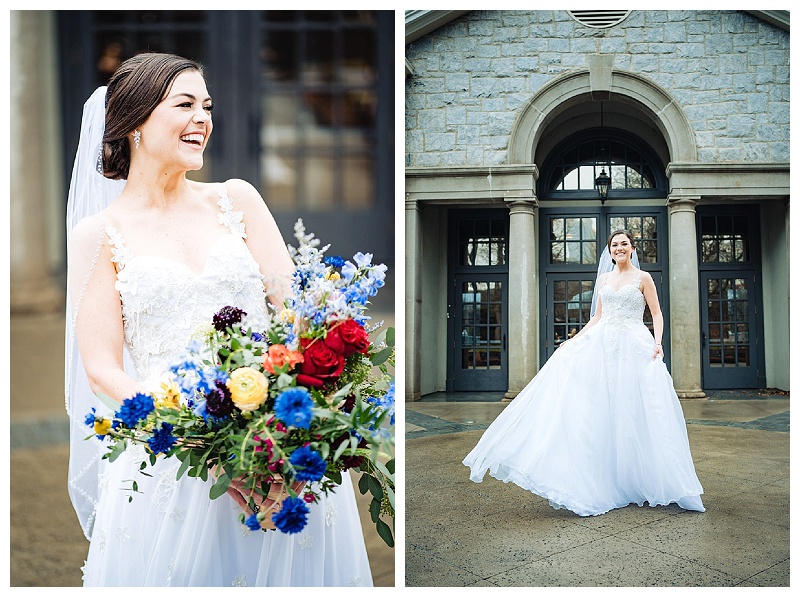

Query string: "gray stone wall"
[[405, 10, 789, 167]]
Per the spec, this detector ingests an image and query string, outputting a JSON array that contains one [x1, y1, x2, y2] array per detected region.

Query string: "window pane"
[[258, 12, 382, 214]]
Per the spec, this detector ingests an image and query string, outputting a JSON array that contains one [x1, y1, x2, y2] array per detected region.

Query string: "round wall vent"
[[567, 10, 632, 29]]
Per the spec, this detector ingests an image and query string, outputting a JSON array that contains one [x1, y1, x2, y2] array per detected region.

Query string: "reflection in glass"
[[705, 277, 751, 367], [460, 280, 504, 370], [259, 11, 380, 213]]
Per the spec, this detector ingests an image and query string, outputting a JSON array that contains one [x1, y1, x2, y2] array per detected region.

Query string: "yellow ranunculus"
[[325, 271, 341, 281], [227, 367, 269, 412], [94, 418, 112, 436]]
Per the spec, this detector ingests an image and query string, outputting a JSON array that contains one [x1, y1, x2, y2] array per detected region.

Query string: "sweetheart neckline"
[[602, 279, 642, 294], [118, 233, 244, 278]]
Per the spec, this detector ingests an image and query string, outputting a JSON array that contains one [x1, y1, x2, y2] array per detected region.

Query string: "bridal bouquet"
[[85, 220, 395, 547]]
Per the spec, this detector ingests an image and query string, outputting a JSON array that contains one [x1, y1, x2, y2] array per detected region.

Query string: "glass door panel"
[[701, 273, 758, 388], [453, 274, 508, 391]]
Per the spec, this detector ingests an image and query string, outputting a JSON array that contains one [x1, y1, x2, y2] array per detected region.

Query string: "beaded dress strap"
[[96, 214, 130, 271], [217, 183, 247, 239]]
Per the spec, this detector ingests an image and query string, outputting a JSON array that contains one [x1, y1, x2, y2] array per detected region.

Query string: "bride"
[[66, 52, 373, 586], [463, 230, 705, 517]]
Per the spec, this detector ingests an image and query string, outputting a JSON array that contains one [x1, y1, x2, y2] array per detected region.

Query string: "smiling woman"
[[463, 226, 706, 518], [65, 52, 375, 587]]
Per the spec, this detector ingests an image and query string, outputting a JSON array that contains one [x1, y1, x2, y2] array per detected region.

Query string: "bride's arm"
[[69, 217, 142, 403], [224, 178, 295, 308], [641, 271, 665, 359]]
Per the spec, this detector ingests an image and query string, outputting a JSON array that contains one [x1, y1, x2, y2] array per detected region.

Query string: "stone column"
[[504, 199, 539, 400], [405, 196, 422, 401], [667, 195, 706, 398], [10, 11, 63, 313]]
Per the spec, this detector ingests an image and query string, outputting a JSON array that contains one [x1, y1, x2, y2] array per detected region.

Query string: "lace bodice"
[[599, 270, 645, 326], [101, 184, 269, 385]]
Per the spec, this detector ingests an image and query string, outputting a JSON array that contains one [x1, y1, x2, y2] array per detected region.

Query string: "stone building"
[[405, 10, 789, 401]]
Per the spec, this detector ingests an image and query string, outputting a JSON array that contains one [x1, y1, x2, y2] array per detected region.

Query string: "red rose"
[[324, 319, 370, 357], [298, 338, 345, 385]]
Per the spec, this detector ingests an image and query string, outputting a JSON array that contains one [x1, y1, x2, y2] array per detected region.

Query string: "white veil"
[[589, 245, 640, 318], [65, 86, 127, 539]]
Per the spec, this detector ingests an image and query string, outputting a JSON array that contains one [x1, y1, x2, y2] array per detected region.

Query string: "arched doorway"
[[537, 127, 669, 363]]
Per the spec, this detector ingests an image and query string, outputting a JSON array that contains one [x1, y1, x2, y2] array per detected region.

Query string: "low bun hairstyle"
[[102, 52, 204, 180], [607, 229, 635, 264]]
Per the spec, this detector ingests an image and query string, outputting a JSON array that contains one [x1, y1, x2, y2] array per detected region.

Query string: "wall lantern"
[[595, 167, 611, 203]]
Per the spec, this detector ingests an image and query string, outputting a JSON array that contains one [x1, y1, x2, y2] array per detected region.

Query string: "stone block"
[[706, 35, 733, 55], [769, 142, 789, 162], [446, 106, 467, 126], [732, 73, 756, 94], [463, 57, 491, 74], [664, 22, 687, 43], [491, 57, 516, 78], [424, 132, 456, 152], [444, 73, 470, 92], [768, 103, 789, 125], [631, 55, 658, 72], [728, 115, 755, 137]]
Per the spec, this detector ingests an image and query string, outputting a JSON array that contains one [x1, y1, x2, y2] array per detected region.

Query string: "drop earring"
[[134, 129, 141, 149]]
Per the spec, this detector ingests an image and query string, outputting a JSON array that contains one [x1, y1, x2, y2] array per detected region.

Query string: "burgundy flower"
[[205, 382, 234, 417], [213, 306, 247, 332]]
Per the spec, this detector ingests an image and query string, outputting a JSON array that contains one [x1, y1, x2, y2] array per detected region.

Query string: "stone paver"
[[406, 396, 789, 587]]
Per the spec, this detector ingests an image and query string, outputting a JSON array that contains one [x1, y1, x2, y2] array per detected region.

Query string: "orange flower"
[[263, 344, 305, 375]]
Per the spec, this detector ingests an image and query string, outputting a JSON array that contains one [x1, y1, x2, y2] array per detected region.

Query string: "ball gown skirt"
[[83, 451, 372, 586], [463, 284, 705, 517]]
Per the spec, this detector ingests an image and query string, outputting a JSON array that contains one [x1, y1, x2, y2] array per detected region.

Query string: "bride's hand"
[[225, 474, 305, 530], [653, 343, 664, 360]]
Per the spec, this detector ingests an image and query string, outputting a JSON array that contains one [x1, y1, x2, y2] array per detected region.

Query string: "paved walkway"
[[406, 391, 789, 587], [9, 311, 394, 587]]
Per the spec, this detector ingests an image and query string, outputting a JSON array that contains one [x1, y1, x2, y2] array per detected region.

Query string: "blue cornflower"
[[274, 388, 314, 429], [147, 422, 177, 455], [271, 496, 309, 534], [251, 331, 265, 342], [289, 445, 327, 483], [245, 513, 262, 531], [84, 407, 97, 427], [324, 255, 345, 268], [116, 393, 155, 427]]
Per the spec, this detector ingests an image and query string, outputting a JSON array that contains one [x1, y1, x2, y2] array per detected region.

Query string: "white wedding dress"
[[463, 270, 705, 517], [81, 185, 373, 586]]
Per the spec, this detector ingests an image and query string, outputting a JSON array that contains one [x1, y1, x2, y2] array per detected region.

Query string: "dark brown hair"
[[102, 52, 204, 180], [607, 229, 635, 264]]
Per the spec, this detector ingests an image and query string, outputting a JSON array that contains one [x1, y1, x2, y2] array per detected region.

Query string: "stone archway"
[[506, 66, 705, 397], [507, 67, 697, 167]]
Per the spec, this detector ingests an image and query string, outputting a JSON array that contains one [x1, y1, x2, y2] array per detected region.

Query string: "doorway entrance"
[[447, 210, 509, 392], [697, 206, 764, 389], [539, 207, 668, 363]]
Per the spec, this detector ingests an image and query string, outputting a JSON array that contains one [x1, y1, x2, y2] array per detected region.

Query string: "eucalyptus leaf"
[[358, 472, 370, 495], [376, 518, 394, 548], [209, 473, 231, 500], [367, 475, 383, 500], [370, 497, 381, 523], [95, 391, 120, 411], [371, 347, 393, 367]]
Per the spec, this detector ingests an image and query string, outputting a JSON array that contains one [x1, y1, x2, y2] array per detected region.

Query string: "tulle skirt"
[[463, 320, 705, 517], [82, 445, 373, 586]]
